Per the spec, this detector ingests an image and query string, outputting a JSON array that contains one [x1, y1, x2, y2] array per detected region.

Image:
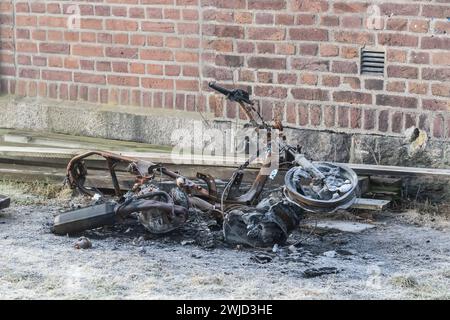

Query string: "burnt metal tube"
[[117, 198, 188, 218]]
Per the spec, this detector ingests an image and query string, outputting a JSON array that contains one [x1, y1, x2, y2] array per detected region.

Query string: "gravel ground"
[[0, 186, 449, 300]]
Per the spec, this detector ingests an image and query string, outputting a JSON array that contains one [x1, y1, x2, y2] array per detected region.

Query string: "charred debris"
[[52, 82, 360, 248]]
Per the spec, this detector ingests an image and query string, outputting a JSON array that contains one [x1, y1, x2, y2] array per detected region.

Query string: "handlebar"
[[208, 82, 254, 105]]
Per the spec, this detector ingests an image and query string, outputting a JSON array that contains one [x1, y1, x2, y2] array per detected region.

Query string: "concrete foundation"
[[1, 95, 449, 169]]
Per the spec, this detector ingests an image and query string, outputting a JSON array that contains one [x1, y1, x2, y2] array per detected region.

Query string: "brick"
[[421, 37, 450, 50], [433, 114, 445, 138], [363, 109, 375, 130], [278, 73, 297, 85], [16, 15, 36, 27], [276, 14, 295, 25], [335, 31, 374, 45], [255, 13, 273, 24], [333, 91, 372, 105], [286, 103, 296, 124], [380, 3, 420, 16], [42, 70, 72, 82], [342, 16, 362, 29], [74, 73, 106, 85], [300, 73, 318, 85], [112, 62, 128, 73], [289, 28, 328, 41], [17, 42, 37, 53], [142, 78, 173, 91], [96, 61, 111, 72], [434, 21, 450, 35], [365, 79, 384, 91], [431, 84, 450, 98], [332, 61, 358, 74], [378, 34, 418, 47], [432, 52, 450, 65], [73, 45, 103, 57], [39, 43, 70, 54], [234, 11, 253, 24], [333, 2, 368, 13], [17, 55, 31, 65], [248, 57, 286, 70], [176, 80, 198, 92], [38, 16, 67, 28], [350, 107, 362, 129], [422, 99, 450, 111], [292, 88, 329, 101], [338, 106, 349, 128], [422, 5, 450, 19], [255, 86, 287, 99], [387, 81, 406, 93], [18, 68, 39, 79], [322, 75, 340, 87], [296, 14, 315, 25], [404, 113, 416, 129], [321, 15, 339, 27], [309, 105, 322, 126], [215, 55, 243, 67], [387, 50, 407, 63], [376, 95, 417, 109], [147, 64, 164, 75], [299, 44, 318, 56], [213, 25, 244, 38], [141, 49, 173, 61], [324, 106, 335, 127], [98, 47, 132, 60], [298, 104, 309, 126], [386, 18, 408, 31], [15, 2, 29, 13], [291, 0, 329, 12], [341, 47, 359, 59], [111, 6, 127, 17], [422, 68, 450, 81], [64, 57, 79, 69], [80, 19, 103, 30], [106, 19, 138, 31], [49, 57, 63, 68], [409, 20, 429, 33], [291, 58, 328, 71], [378, 110, 389, 132], [410, 52, 429, 64], [257, 72, 273, 84], [343, 77, 360, 89], [387, 66, 418, 79], [107, 75, 139, 87], [320, 44, 338, 57], [276, 43, 296, 55], [391, 112, 403, 133], [249, 28, 285, 41], [248, 0, 285, 10], [257, 43, 275, 54]]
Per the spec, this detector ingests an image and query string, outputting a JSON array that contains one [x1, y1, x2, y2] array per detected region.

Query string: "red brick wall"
[[0, 1, 449, 140]]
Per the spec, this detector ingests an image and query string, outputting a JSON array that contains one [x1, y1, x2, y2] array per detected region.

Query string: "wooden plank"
[[352, 198, 391, 211], [339, 162, 450, 178]]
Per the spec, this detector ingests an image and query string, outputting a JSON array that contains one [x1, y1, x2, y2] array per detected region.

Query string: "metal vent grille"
[[361, 49, 385, 75]]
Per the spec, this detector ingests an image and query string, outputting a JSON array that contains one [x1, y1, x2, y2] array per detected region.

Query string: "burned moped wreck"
[[53, 83, 359, 248]]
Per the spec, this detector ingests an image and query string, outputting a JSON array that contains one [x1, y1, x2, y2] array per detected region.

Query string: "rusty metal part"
[[66, 151, 212, 199], [196, 172, 218, 199], [53, 194, 189, 235], [0, 194, 10, 210], [284, 162, 358, 213]]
